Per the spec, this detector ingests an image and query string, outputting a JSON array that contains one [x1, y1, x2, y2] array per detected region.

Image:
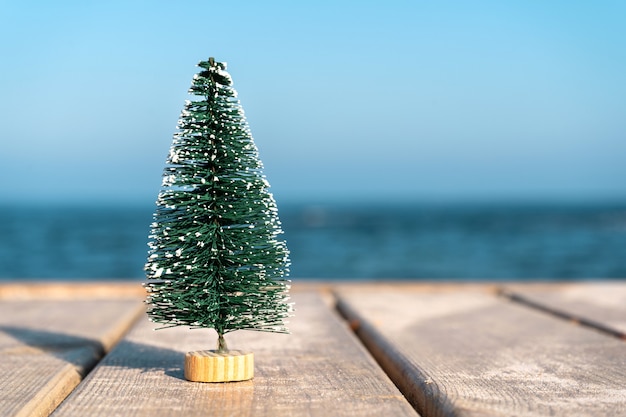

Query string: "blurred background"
[[1, 1, 625, 281]]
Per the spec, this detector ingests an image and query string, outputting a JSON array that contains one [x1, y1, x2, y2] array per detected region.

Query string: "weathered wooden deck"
[[1, 281, 625, 417]]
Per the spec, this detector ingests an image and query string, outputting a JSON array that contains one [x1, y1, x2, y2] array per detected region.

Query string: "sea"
[[1, 201, 626, 281]]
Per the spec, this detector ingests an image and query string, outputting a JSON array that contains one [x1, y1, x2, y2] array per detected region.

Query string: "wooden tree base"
[[184, 350, 254, 382]]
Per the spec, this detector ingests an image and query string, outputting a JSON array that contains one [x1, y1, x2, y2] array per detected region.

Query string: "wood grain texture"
[[336, 289, 626, 417], [502, 282, 626, 338], [184, 350, 253, 382], [0, 299, 144, 417], [51, 291, 417, 417]]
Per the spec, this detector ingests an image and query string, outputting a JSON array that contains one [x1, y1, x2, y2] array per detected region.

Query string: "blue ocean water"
[[1, 202, 625, 281]]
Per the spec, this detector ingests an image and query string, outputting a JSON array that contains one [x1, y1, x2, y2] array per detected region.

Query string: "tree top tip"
[[198, 57, 226, 70]]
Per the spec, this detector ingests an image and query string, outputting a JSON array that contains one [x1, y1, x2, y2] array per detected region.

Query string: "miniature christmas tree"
[[144, 57, 291, 382]]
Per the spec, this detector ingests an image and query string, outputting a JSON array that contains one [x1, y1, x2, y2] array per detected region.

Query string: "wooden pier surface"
[[1, 281, 625, 417]]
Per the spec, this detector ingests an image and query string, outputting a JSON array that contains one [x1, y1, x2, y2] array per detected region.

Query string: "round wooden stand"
[[184, 350, 254, 382]]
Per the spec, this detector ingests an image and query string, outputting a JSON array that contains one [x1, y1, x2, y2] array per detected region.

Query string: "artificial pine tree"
[[144, 57, 291, 382]]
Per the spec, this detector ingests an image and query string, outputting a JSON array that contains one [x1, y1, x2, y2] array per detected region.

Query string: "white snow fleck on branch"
[[169, 149, 180, 163]]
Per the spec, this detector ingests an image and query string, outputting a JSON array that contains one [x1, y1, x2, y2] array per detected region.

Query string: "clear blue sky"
[[2, 1, 625, 205]]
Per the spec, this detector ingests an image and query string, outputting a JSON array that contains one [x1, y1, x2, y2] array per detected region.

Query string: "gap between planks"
[[0, 297, 145, 417], [499, 283, 626, 341]]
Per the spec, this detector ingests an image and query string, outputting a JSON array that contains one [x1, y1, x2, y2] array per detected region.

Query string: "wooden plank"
[[336, 288, 626, 417], [51, 292, 417, 417], [501, 282, 626, 338], [0, 298, 144, 417], [0, 281, 145, 300]]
